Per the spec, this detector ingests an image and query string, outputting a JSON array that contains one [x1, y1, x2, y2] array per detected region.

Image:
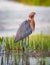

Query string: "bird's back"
[[14, 20, 32, 42]]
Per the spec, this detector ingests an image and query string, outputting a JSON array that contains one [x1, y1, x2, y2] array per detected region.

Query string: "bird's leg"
[[22, 39, 25, 65], [26, 36, 30, 65], [22, 39, 23, 65], [28, 36, 29, 49], [22, 37, 26, 65], [24, 37, 26, 52]]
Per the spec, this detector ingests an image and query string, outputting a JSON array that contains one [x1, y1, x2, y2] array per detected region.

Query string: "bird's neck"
[[29, 18, 35, 31]]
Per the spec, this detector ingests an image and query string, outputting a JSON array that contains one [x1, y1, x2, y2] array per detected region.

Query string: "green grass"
[[0, 34, 50, 53]]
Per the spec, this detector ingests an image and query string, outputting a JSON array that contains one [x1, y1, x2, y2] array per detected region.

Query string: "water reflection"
[[0, 39, 50, 65], [0, 50, 50, 65]]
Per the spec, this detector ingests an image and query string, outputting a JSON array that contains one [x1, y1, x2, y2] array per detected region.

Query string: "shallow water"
[[0, 55, 50, 65], [0, 43, 50, 65]]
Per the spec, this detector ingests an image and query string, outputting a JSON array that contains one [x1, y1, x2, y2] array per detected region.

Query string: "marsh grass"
[[0, 34, 50, 55]]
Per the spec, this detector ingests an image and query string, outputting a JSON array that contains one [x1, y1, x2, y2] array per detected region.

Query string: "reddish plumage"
[[28, 12, 36, 31]]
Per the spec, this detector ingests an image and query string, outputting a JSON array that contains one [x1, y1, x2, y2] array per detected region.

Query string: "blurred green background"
[[14, 0, 50, 6]]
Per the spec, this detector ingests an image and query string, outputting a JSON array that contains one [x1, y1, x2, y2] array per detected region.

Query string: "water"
[[0, 42, 50, 65], [0, 54, 50, 65], [0, 1, 50, 37]]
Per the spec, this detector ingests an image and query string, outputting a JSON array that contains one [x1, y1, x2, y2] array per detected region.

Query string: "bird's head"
[[28, 12, 36, 21], [28, 12, 36, 31]]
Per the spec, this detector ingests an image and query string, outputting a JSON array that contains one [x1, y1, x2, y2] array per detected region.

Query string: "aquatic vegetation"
[[0, 34, 50, 65], [0, 34, 50, 54]]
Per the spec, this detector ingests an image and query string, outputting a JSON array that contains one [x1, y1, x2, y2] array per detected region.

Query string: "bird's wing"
[[14, 20, 32, 43]]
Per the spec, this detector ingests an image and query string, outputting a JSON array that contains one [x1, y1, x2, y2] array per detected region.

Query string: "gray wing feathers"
[[14, 20, 32, 43]]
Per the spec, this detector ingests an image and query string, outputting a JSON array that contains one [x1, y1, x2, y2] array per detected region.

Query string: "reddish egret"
[[14, 12, 36, 65], [14, 12, 35, 42]]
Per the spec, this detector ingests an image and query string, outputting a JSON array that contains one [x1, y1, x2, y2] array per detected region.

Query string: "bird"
[[14, 12, 36, 43]]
